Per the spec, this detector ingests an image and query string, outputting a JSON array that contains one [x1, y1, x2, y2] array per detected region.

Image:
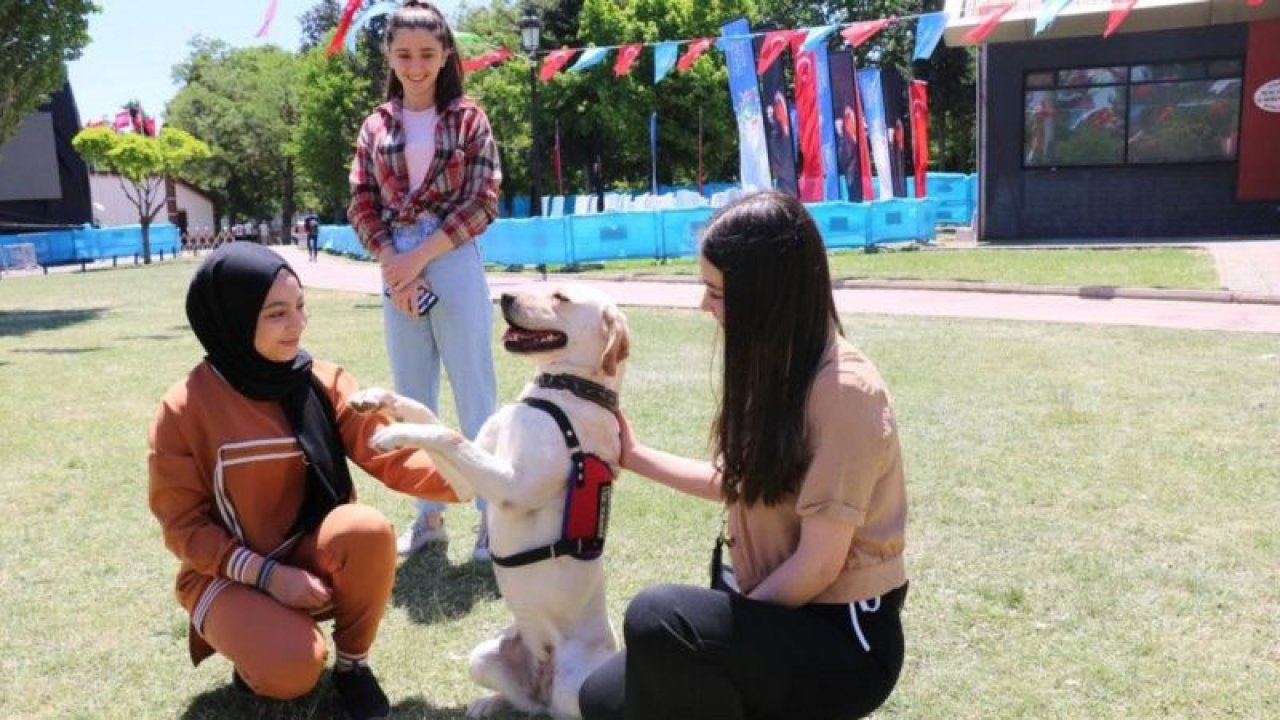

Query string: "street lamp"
[[519, 8, 543, 218]]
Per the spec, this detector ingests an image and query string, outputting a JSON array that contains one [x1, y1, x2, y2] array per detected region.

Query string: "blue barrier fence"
[[322, 197, 940, 266], [2, 224, 181, 266]]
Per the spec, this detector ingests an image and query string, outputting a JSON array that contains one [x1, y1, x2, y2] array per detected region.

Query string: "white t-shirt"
[[402, 107, 439, 192]]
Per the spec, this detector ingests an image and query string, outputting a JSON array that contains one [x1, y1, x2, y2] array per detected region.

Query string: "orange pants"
[[202, 503, 395, 699]]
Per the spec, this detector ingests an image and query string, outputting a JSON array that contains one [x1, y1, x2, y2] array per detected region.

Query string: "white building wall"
[[89, 173, 214, 231]]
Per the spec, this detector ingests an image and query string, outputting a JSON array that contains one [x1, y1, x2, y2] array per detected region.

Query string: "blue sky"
[[66, 0, 460, 123]]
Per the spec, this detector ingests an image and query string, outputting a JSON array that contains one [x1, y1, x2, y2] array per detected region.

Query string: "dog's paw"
[[369, 423, 417, 452], [349, 387, 396, 415], [465, 695, 511, 719]]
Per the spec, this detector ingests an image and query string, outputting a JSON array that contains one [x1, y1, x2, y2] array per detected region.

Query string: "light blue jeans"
[[385, 215, 496, 518]]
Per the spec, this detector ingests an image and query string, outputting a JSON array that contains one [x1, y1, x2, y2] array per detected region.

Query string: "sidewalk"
[[273, 244, 1280, 335]]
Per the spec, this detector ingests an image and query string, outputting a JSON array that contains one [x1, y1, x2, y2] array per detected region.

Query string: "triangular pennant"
[[841, 19, 891, 49], [654, 42, 678, 84], [568, 46, 610, 73], [462, 48, 512, 73], [756, 30, 794, 75], [800, 24, 839, 52], [255, 0, 278, 38], [963, 2, 1015, 44], [614, 43, 643, 76], [913, 12, 948, 60], [326, 0, 365, 57], [1102, 0, 1140, 37], [676, 37, 714, 73], [1035, 0, 1075, 36], [539, 48, 577, 82]]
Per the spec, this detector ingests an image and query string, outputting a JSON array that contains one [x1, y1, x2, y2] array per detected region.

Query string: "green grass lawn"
[[1, 260, 1276, 719], [574, 247, 1221, 290]]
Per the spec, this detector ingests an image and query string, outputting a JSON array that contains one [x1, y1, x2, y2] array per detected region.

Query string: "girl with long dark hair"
[[580, 192, 910, 720]]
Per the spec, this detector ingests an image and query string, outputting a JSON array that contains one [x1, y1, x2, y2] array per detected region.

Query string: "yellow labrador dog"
[[350, 284, 629, 719]]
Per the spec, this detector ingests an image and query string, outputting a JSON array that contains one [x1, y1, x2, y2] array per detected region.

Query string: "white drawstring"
[[849, 596, 882, 653]]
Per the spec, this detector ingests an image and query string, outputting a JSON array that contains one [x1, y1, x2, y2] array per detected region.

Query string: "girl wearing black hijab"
[[148, 242, 460, 720]]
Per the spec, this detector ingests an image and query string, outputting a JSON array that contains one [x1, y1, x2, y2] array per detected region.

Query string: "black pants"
[[306, 234, 319, 259], [579, 582, 907, 720]]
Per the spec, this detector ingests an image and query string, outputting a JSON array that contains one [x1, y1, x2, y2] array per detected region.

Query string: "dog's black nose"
[[500, 294, 515, 312]]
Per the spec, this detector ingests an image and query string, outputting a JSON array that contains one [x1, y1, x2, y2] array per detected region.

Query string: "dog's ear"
[[600, 305, 630, 376]]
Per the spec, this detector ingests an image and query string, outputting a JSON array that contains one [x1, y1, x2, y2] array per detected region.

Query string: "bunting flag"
[[568, 46, 610, 73], [326, 0, 365, 57], [1035, 0, 1075, 36], [756, 30, 794, 76], [677, 38, 715, 73], [800, 24, 839, 52], [255, 0, 278, 38], [912, 12, 948, 60], [653, 42, 678, 83], [1102, 0, 1140, 38], [614, 43, 643, 76], [462, 48, 512, 73], [909, 80, 930, 198], [539, 48, 577, 82], [963, 2, 1016, 44], [345, 1, 397, 54], [841, 19, 892, 49]]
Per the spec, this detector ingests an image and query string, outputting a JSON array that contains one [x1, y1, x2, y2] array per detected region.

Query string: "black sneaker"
[[332, 665, 390, 720]]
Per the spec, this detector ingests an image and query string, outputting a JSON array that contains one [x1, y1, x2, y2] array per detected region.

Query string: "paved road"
[[273, 245, 1280, 335]]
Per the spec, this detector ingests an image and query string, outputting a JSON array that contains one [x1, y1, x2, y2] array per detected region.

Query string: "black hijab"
[[186, 242, 353, 536]]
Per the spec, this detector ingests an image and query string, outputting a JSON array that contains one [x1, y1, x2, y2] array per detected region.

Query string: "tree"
[[72, 126, 211, 263], [291, 46, 371, 220], [0, 1, 98, 146], [165, 39, 303, 230]]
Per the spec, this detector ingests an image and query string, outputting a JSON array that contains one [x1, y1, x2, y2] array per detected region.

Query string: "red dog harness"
[[489, 397, 616, 568]]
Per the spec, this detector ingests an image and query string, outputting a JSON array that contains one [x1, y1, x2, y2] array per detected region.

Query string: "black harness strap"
[[490, 397, 610, 568]]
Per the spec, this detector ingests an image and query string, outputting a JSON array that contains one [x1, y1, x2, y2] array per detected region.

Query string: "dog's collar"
[[534, 373, 618, 413]]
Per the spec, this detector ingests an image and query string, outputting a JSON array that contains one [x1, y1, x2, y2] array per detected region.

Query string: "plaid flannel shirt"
[[348, 97, 501, 255]]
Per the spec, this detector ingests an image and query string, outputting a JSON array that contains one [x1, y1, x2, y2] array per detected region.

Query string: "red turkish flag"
[[539, 48, 577, 83], [325, 0, 364, 57], [614, 43, 643, 77], [676, 37, 714, 73], [756, 30, 793, 75], [909, 80, 929, 197], [1103, 0, 1139, 38], [963, 2, 1015, 44], [463, 48, 512, 73], [840, 19, 891, 49]]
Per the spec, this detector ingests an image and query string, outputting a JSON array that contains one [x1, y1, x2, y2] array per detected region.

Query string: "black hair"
[[700, 191, 842, 506], [383, 0, 464, 112]]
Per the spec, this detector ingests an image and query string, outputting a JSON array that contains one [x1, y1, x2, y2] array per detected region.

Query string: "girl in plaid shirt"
[[348, 0, 501, 562]]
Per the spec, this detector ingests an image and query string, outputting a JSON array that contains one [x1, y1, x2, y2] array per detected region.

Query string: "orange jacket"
[[148, 359, 454, 662]]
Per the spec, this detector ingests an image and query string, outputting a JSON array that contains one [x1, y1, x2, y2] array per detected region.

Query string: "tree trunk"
[[281, 157, 296, 246], [141, 219, 152, 264]]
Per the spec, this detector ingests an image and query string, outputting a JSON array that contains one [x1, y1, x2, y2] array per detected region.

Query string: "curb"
[[514, 271, 1280, 307]]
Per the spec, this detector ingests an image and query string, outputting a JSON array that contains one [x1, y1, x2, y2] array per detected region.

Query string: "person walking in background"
[[305, 214, 321, 262], [348, 0, 501, 562], [579, 192, 910, 720], [148, 242, 467, 720]]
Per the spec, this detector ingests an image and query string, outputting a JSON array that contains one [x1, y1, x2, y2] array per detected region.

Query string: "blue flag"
[[913, 12, 948, 61], [654, 42, 678, 84], [717, 18, 772, 192], [568, 47, 610, 73], [1035, 0, 1074, 36]]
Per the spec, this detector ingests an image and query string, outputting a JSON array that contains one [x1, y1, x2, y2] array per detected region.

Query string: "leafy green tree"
[[72, 126, 211, 263], [291, 47, 371, 220], [165, 40, 303, 231], [0, 0, 98, 146]]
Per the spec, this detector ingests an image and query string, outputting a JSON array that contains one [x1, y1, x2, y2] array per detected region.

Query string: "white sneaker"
[[396, 513, 447, 556], [471, 522, 491, 563]]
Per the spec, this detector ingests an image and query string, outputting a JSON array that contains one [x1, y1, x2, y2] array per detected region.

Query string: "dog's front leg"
[[349, 386, 440, 425], [371, 423, 520, 504]]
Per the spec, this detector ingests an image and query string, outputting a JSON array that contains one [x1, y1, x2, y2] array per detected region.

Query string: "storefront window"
[[1023, 59, 1242, 168]]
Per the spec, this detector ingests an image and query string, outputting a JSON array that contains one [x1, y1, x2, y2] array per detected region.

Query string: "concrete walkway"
[[1205, 239, 1280, 297], [272, 244, 1280, 335]]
